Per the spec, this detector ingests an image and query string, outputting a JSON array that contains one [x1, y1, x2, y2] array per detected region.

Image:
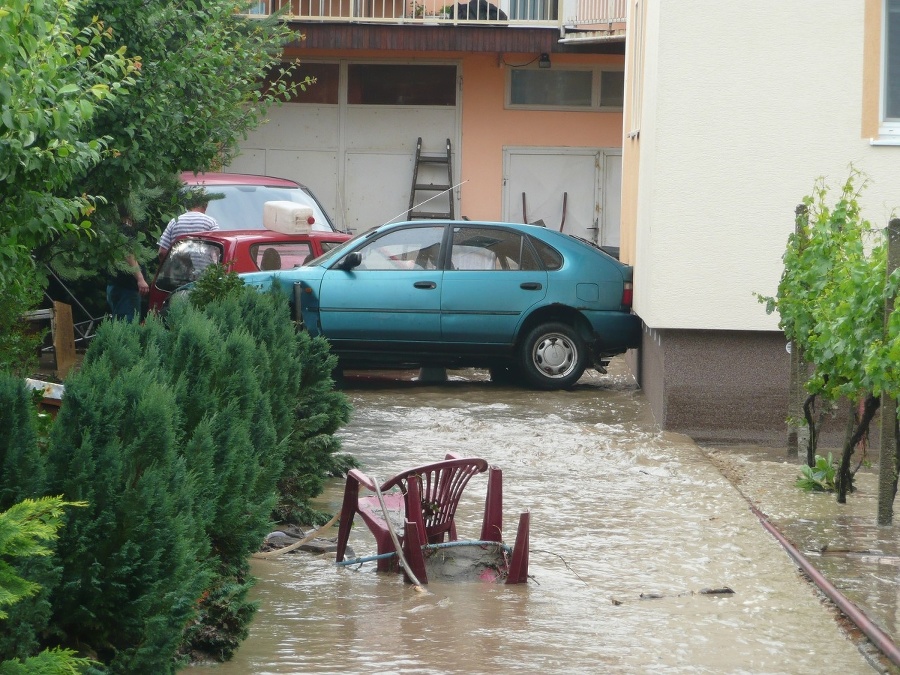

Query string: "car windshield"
[[201, 184, 337, 232]]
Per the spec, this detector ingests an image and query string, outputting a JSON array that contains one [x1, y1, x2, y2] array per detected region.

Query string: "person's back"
[[158, 201, 220, 261]]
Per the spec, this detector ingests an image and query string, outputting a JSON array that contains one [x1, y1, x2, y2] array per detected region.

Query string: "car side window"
[[355, 226, 444, 270], [450, 227, 541, 271], [250, 242, 313, 270], [528, 235, 563, 271], [156, 240, 223, 292]]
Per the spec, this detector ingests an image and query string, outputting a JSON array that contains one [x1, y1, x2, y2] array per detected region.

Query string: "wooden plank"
[[52, 301, 77, 378]]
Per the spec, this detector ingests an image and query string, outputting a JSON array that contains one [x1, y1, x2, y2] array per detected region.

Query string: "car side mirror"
[[338, 252, 362, 271]]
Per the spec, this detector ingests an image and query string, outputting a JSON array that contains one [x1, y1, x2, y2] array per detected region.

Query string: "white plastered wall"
[[633, 1, 899, 331]]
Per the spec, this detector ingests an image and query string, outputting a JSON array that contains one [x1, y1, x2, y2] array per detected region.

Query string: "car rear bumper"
[[584, 311, 642, 358]]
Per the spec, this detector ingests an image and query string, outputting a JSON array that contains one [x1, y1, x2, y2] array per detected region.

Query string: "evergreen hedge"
[[0, 275, 352, 671]]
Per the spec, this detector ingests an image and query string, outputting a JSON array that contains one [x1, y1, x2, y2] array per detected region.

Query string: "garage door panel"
[[504, 151, 597, 239], [266, 150, 340, 227], [244, 105, 339, 151], [343, 152, 414, 233], [343, 108, 457, 151], [226, 149, 266, 176], [502, 148, 622, 247]]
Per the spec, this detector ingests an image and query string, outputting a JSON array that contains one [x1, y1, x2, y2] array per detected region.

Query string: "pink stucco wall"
[[290, 47, 625, 220], [459, 52, 625, 218]]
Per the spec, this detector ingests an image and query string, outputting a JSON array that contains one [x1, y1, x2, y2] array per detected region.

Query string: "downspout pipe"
[[751, 505, 900, 667]]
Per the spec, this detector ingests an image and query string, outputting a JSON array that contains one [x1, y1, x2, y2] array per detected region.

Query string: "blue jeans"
[[107, 285, 141, 322]]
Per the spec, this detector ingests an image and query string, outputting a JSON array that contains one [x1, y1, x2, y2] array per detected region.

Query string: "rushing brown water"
[[190, 359, 882, 674]]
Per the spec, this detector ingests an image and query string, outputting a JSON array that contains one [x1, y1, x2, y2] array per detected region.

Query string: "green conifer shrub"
[[0, 376, 47, 507], [0, 376, 56, 664], [45, 323, 209, 673], [0, 497, 94, 674], [5, 267, 354, 668], [183, 268, 354, 524], [279, 327, 353, 524]]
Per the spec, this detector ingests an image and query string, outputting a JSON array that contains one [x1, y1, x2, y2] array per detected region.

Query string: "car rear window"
[[250, 242, 314, 271], [201, 184, 336, 232], [155, 240, 223, 292]]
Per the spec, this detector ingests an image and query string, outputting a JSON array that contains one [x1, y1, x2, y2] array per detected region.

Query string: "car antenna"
[[381, 180, 469, 227]]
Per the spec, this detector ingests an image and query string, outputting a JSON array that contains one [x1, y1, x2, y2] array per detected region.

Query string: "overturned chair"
[[335, 452, 529, 584]]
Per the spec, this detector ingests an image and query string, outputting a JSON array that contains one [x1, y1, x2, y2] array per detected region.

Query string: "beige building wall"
[[631, 2, 898, 333], [623, 2, 899, 443]]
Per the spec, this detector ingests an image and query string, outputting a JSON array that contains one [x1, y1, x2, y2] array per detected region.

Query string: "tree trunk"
[[838, 394, 880, 504], [803, 393, 818, 468]]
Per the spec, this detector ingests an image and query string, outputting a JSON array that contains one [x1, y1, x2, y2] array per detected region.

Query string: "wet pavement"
[[190, 358, 896, 674]]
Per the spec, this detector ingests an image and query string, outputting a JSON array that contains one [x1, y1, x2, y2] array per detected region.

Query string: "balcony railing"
[[243, 0, 626, 36]]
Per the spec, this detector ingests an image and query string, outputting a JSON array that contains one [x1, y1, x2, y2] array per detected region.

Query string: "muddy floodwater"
[[190, 359, 891, 674]]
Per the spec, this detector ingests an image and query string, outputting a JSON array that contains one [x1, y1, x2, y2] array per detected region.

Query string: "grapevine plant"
[[761, 170, 899, 504]]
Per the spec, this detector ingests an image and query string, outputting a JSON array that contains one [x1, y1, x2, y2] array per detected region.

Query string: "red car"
[[181, 171, 341, 233], [149, 229, 351, 312], [149, 173, 352, 312]]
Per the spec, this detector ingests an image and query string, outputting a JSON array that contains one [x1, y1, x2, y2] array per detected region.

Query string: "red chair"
[[335, 452, 528, 583]]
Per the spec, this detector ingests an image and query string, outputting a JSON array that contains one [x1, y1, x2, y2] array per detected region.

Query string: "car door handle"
[[414, 281, 437, 289], [520, 282, 543, 290]]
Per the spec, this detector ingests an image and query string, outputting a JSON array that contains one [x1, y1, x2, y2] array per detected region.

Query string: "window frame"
[[346, 63, 458, 107], [505, 65, 625, 112], [881, 0, 900, 138]]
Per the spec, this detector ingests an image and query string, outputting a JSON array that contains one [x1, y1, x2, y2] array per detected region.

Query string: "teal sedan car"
[[240, 220, 640, 389]]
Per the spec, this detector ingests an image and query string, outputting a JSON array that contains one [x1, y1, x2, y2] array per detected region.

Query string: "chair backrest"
[[260, 247, 282, 270], [381, 457, 488, 536]]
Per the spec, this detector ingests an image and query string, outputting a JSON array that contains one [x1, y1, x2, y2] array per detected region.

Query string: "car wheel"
[[519, 322, 587, 390]]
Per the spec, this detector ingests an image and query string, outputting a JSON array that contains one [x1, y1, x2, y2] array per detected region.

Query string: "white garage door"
[[502, 147, 622, 249], [227, 61, 461, 234]]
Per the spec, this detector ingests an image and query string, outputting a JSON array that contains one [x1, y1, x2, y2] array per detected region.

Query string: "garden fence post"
[[877, 218, 900, 525], [787, 204, 809, 458]]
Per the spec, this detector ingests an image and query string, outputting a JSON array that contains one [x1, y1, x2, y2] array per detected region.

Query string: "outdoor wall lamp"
[[538, 53, 551, 69]]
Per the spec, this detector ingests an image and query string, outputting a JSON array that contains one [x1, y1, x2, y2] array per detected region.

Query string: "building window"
[[507, 67, 623, 111], [347, 65, 457, 106], [262, 63, 339, 104], [600, 71, 625, 108], [885, 0, 900, 133]]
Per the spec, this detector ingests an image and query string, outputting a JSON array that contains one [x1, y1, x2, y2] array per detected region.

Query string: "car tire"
[[518, 322, 587, 390]]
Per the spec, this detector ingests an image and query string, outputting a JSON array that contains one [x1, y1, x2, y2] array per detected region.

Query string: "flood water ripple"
[[191, 361, 880, 674]]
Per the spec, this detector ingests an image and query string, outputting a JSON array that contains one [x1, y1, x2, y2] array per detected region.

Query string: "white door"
[[502, 147, 622, 247]]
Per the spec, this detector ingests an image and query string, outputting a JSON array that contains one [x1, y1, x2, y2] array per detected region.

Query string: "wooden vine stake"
[[787, 204, 809, 458], [878, 218, 900, 525]]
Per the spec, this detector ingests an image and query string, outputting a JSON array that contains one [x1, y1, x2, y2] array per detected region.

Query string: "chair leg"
[[505, 511, 530, 584], [403, 520, 428, 584], [480, 466, 503, 542], [405, 474, 427, 544], [373, 530, 399, 572], [334, 476, 360, 563]]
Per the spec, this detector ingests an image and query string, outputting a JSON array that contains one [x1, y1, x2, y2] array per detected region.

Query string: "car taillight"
[[308, 216, 316, 225], [622, 282, 633, 308]]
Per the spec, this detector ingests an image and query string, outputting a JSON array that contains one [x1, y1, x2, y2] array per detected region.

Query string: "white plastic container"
[[263, 201, 314, 234]]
